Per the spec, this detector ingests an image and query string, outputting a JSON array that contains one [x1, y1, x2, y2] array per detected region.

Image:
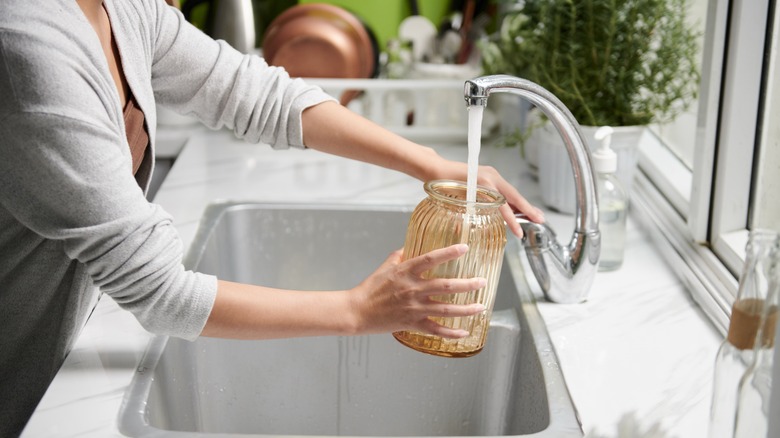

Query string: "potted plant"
[[480, 0, 700, 213]]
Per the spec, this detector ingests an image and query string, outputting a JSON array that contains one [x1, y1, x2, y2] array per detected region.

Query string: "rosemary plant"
[[481, 0, 701, 127]]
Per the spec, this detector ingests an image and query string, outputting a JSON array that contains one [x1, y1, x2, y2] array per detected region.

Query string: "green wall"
[[183, 0, 453, 52], [298, 0, 452, 51]]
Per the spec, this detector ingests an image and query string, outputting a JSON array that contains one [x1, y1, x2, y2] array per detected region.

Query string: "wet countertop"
[[22, 127, 721, 437]]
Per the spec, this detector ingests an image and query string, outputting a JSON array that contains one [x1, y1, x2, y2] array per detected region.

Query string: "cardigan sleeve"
[[145, 0, 336, 149], [0, 0, 336, 341], [0, 110, 217, 340], [0, 17, 216, 340]]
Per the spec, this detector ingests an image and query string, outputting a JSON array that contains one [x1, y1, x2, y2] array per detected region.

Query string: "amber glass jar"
[[393, 180, 507, 357]]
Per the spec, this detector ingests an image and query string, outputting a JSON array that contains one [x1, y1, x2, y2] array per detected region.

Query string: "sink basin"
[[118, 202, 582, 437]]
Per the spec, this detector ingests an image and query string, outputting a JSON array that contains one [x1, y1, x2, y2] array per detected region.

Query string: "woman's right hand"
[[348, 243, 486, 339], [203, 244, 485, 340]]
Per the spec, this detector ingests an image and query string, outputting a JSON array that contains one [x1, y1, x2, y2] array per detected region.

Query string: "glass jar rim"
[[424, 180, 506, 209]]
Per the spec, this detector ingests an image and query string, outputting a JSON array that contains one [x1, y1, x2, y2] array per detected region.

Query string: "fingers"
[[484, 167, 544, 237], [420, 276, 487, 298], [487, 172, 545, 223], [406, 243, 469, 276], [403, 245, 487, 297], [506, 191, 545, 223], [423, 301, 485, 317], [417, 319, 471, 339], [432, 159, 544, 235], [501, 204, 523, 238], [399, 245, 488, 339], [417, 304, 485, 339]]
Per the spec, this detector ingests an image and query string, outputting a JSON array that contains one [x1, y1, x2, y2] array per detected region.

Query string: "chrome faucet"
[[465, 74, 600, 304]]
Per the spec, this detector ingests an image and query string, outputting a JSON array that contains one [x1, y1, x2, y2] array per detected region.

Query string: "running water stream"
[[466, 105, 484, 208], [460, 105, 484, 245]]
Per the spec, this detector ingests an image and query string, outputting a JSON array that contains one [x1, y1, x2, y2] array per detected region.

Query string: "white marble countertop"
[[22, 128, 722, 438]]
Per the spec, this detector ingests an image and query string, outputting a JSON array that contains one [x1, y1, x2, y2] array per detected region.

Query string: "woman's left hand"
[[299, 102, 544, 236], [430, 159, 545, 238]]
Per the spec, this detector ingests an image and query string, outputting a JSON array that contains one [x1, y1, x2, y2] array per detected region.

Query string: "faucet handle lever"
[[515, 213, 555, 250]]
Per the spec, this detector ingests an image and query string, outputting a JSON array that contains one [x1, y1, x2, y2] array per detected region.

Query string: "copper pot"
[[262, 4, 378, 104]]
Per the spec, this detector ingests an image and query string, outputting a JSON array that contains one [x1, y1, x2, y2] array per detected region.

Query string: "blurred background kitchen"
[[22, 1, 780, 436], [163, 0, 505, 142]]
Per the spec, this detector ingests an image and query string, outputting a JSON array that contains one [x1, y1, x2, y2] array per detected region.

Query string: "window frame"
[[707, 0, 772, 274], [634, 0, 775, 334]]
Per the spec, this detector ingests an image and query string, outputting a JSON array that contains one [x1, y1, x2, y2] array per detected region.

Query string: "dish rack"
[[305, 78, 503, 144]]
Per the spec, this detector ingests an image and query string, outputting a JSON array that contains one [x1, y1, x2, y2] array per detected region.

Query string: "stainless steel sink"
[[118, 202, 582, 437]]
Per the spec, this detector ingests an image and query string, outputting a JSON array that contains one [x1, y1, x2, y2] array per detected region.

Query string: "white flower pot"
[[534, 121, 644, 214]]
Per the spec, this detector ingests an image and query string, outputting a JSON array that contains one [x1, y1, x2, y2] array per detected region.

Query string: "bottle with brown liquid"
[[708, 230, 780, 438], [393, 180, 507, 358], [734, 239, 779, 438]]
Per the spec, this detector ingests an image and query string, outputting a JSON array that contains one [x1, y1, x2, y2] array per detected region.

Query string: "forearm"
[[300, 101, 545, 235], [300, 101, 445, 181], [200, 280, 359, 339], [200, 246, 486, 341]]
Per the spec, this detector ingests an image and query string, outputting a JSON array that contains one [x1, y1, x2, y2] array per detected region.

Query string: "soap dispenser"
[[593, 126, 628, 271]]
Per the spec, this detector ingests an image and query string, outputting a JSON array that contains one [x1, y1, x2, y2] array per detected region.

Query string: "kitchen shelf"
[[305, 77, 500, 144]]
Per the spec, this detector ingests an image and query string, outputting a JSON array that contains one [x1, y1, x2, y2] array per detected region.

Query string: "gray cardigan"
[[0, 0, 333, 433]]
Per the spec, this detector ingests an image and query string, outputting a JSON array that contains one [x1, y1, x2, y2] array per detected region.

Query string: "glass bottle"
[[733, 233, 779, 438], [593, 126, 628, 271], [393, 180, 507, 358], [708, 230, 780, 438], [768, 323, 780, 437]]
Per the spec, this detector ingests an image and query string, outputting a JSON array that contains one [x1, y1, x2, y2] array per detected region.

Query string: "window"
[[635, 0, 779, 333], [651, 0, 709, 170], [751, 10, 780, 233]]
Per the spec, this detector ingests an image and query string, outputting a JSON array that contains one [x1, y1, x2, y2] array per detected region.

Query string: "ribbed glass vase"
[[393, 180, 507, 357]]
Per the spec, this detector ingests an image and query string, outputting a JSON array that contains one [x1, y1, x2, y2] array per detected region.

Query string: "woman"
[[0, 0, 544, 434]]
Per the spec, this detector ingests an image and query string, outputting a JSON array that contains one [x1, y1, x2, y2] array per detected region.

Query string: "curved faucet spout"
[[465, 75, 600, 303]]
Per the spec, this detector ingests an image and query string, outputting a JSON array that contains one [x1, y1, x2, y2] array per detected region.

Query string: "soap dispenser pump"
[[593, 126, 628, 271]]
